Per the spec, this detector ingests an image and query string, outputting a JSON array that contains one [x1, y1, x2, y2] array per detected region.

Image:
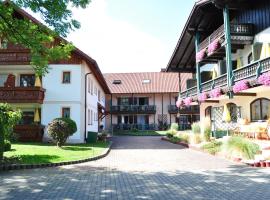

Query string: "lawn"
[[113, 130, 167, 136], [3, 141, 109, 165]]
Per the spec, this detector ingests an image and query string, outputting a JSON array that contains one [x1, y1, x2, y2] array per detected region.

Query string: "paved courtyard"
[[1, 136, 270, 200]]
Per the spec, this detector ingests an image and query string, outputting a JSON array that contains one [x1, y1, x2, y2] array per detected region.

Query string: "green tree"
[[0, 0, 91, 76], [0, 103, 21, 160]]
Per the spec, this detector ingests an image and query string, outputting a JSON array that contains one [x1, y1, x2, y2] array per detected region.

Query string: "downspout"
[[85, 72, 92, 142]]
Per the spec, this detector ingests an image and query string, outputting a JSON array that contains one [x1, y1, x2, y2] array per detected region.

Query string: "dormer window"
[[142, 79, 151, 84], [113, 80, 121, 84]]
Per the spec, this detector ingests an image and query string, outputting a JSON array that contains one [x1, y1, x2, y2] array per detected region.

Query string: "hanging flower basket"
[[196, 49, 206, 63], [258, 72, 270, 86], [233, 80, 250, 93], [208, 39, 220, 55], [183, 97, 193, 106], [176, 98, 184, 108], [210, 88, 222, 98], [198, 92, 208, 102]]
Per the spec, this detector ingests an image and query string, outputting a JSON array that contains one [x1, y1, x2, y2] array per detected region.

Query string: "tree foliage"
[[0, 103, 21, 160], [0, 0, 91, 76]]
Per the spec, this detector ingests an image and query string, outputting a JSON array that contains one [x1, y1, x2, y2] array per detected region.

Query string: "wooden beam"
[[234, 92, 257, 97], [204, 100, 220, 103]]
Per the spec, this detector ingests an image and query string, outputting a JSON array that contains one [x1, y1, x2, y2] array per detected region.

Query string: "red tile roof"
[[104, 72, 192, 94]]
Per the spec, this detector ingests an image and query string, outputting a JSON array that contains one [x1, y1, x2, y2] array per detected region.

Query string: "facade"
[[166, 0, 270, 135], [104, 72, 199, 131], [0, 8, 110, 143]]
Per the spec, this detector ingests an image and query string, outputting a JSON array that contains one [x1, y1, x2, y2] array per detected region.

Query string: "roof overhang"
[[166, 0, 251, 73]]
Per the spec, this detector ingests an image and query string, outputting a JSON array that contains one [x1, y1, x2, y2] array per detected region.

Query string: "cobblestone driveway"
[[1, 136, 270, 200]]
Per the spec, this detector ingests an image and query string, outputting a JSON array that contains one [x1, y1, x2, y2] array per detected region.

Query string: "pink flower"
[[198, 92, 208, 102], [196, 50, 206, 62], [176, 98, 184, 108], [258, 72, 270, 86], [210, 88, 222, 98], [233, 80, 249, 93], [183, 97, 193, 106], [208, 40, 220, 55]]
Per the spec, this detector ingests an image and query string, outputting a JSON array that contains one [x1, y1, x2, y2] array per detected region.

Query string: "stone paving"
[[1, 136, 270, 200]]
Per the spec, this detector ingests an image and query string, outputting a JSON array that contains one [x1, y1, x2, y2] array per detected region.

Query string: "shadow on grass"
[[14, 154, 61, 164], [61, 146, 92, 151]]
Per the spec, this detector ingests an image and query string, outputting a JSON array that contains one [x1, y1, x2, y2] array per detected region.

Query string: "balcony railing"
[[198, 23, 254, 52], [168, 105, 200, 114], [180, 56, 270, 98], [112, 123, 157, 131], [0, 87, 45, 103], [110, 105, 156, 114]]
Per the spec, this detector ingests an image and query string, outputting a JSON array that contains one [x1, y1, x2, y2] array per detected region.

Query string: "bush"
[[4, 140, 11, 152], [225, 136, 260, 159], [170, 136, 181, 143], [170, 123, 179, 131], [47, 118, 77, 147], [191, 122, 201, 134], [191, 133, 202, 144], [178, 133, 190, 144], [202, 141, 223, 155], [166, 129, 177, 138], [98, 131, 108, 141], [202, 117, 211, 142]]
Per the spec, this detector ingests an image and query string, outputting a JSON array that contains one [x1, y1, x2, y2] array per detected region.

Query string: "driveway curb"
[[0, 141, 112, 171]]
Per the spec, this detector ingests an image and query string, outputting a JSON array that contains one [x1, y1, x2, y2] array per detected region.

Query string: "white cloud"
[[68, 0, 168, 73]]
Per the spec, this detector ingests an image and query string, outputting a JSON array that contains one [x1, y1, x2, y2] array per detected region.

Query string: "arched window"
[[205, 106, 212, 118], [251, 98, 270, 121]]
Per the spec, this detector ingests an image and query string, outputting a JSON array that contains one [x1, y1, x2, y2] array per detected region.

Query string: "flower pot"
[[260, 161, 266, 167], [254, 162, 261, 167], [266, 161, 270, 167]]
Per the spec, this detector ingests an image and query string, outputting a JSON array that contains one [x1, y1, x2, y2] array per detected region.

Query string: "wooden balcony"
[[110, 105, 156, 114], [180, 56, 270, 98], [0, 87, 45, 104], [198, 23, 254, 63], [168, 105, 200, 114]]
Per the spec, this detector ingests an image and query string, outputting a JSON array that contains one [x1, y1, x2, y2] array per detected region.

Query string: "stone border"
[[0, 141, 112, 171]]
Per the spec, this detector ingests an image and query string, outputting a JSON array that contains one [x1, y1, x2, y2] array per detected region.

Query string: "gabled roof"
[[3, 2, 110, 94], [104, 72, 192, 94], [166, 0, 252, 73]]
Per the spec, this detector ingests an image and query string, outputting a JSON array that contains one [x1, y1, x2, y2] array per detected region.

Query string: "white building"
[[0, 7, 110, 143]]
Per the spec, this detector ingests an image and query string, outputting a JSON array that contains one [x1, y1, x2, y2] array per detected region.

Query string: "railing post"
[[256, 61, 262, 78], [223, 5, 234, 99], [195, 32, 202, 95]]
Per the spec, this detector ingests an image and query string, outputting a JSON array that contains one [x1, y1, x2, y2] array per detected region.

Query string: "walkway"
[[1, 136, 270, 200]]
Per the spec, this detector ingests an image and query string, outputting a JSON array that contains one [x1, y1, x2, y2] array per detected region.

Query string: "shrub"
[[47, 118, 77, 147], [98, 131, 108, 141], [178, 133, 190, 144], [131, 128, 139, 132], [191, 133, 202, 144], [202, 141, 223, 155], [225, 136, 260, 159], [170, 123, 179, 131], [4, 140, 11, 152], [201, 117, 211, 142], [191, 122, 201, 134], [166, 129, 177, 138], [170, 136, 181, 143]]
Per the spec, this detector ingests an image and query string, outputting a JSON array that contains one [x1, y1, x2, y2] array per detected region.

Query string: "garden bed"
[[113, 130, 167, 136], [1, 141, 111, 170]]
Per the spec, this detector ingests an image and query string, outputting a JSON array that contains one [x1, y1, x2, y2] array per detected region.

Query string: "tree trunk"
[[0, 124, 4, 160]]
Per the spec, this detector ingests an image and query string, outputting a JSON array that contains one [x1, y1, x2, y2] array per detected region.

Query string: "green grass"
[[113, 130, 167, 136], [3, 141, 109, 165], [201, 141, 223, 155]]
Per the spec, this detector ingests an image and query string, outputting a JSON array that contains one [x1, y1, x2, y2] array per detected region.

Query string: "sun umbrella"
[[34, 76, 42, 87], [222, 104, 231, 136], [260, 43, 270, 60], [34, 108, 40, 123]]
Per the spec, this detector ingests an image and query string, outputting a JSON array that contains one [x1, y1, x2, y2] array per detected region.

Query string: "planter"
[[214, 130, 229, 139], [260, 161, 266, 167], [266, 161, 270, 167], [254, 161, 261, 167]]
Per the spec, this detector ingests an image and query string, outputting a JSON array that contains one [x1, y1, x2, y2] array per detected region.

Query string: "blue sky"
[[67, 0, 195, 73]]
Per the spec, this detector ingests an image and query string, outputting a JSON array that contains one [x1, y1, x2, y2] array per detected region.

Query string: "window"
[[251, 98, 270, 121], [62, 107, 71, 118], [91, 81, 94, 95], [227, 103, 238, 122], [91, 110, 93, 125], [88, 109, 91, 125], [0, 74, 8, 87], [98, 90, 101, 101], [94, 87, 97, 95], [142, 79, 151, 84], [248, 52, 253, 64], [205, 106, 212, 119], [20, 74, 35, 87], [118, 97, 129, 105], [0, 38, 8, 49], [113, 80, 121, 84], [62, 71, 71, 84], [88, 77, 91, 93], [19, 111, 34, 125]]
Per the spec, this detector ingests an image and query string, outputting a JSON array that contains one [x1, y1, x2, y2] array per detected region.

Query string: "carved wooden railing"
[[110, 105, 156, 114], [0, 87, 45, 103], [180, 56, 270, 98], [198, 23, 254, 51]]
